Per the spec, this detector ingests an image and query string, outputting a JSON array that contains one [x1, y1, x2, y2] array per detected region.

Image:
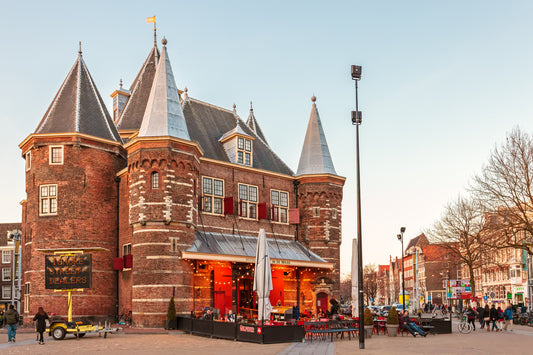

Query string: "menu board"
[[45, 254, 92, 289], [446, 279, 471, 300]]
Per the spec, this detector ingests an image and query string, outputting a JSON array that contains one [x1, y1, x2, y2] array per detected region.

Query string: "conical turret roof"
[[35, 47, 122, 142], [245, 102, 268, 146], [138, 38, 190, 139], [296, 96, 336, 176], [116, 45, 159, 131]]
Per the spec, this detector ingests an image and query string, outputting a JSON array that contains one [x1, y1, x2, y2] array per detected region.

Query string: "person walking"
[[503, 304, 513, 332], [4, 305, 19, 343], [33, 307, 49, 345], [497, 306, 504, 329], [478, 305, 485, 329], [489, 304, 499, 332], [483, 305, 490, 332]]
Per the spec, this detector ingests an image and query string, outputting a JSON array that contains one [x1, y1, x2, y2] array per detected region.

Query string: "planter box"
[[364, 325, 373, 338], [386, 324, 398, 336], [165, 319, 177, 330]]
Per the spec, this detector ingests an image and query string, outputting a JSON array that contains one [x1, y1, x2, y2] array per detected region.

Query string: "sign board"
[[45, 254, 92, 289], [483, 296, 488, 301], [446, 279, 472, 300]]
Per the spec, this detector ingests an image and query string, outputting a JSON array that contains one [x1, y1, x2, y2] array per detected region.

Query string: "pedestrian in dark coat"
[[33, 307, 49, 344], [477, 305, 485, 329], [489, 304, 499, 332]]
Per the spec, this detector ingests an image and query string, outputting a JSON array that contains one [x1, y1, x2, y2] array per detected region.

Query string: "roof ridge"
[[188, 97, 236, 115]]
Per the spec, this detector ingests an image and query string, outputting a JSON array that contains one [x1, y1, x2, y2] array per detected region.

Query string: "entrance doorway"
[[316, 292, 328, 316]]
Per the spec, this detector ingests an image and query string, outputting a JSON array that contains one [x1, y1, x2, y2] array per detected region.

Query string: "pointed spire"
[[116, 45, 159, 131], [296, 95, 336, 176], [34, 46, 122, 142], [233, 103, 237, 115], [245, 101, 269, 146], [138, 38, 190, 140]]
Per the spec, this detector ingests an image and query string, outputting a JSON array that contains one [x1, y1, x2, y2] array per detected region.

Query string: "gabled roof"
[[116, 46, 159, 132], [245, 102, 268, 146], [35, 49, 122, 143], [296, 96, 336, 176], [182, 98, 294, 175], [405, 233, 430, 251], [138, 39, 189, 139]]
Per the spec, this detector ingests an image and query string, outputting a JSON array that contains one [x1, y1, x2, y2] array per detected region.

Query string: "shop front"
[[182, 231, 334, 322]]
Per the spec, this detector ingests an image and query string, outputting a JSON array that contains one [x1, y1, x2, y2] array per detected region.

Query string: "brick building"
[[19, 38, 344, 327], [0, 223, 22, 310]]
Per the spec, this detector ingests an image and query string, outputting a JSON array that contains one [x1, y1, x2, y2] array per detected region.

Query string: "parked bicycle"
[[458, 312, 473, 334]]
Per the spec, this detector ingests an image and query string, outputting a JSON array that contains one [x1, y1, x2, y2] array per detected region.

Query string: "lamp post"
[[397, 227, 406, 312], [351, 64, 364, 349]]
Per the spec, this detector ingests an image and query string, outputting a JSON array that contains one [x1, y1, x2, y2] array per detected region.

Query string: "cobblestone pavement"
[[0, 322, 531, 354]]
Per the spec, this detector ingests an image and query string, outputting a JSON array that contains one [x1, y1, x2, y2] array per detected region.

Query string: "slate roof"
[[182, 98, 294, 176], [296, 96, 336, 176], [35, 51, 122, 143], [116, 46, 159, 132], [138, 40, 189, 139], [405, 233, 429, 252], [186, 231, 328, 264], [245, 103, 269, 146]]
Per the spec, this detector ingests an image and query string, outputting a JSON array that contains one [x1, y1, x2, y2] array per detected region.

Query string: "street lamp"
[[351, 64, 364, 349], [397, 227, 406, 312]]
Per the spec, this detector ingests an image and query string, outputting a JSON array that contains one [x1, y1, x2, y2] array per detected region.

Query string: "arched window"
[[151, 171, 159, 189]]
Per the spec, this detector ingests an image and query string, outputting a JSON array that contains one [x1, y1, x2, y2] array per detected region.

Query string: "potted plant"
[[386, 306, 399, 337], [165, 297, 177, 329], [363, 308, 374, 338]]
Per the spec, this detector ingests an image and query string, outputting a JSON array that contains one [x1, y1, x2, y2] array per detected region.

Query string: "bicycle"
[[458, 312, 473, 334]]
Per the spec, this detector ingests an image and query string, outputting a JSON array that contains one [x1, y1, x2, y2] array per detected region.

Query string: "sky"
[[1, 1, 533, 276]]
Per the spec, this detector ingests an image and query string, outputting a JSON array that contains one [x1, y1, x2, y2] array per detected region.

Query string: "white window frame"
[[122, 243, 132, 256], [202, 176, 224, 215], [270, 189, 289, 224], [39, 184, 58, 216], [239, 183, 258, 219], [2, 267, 10, 281], [1, 285, 10, 300], [2, 250, 11, 264], [312, 207, 321, 218], [49, 145, 64, 165], [151, 171, 160, 189], [237, 137, 253, 167], [25, 151, 31, 171]]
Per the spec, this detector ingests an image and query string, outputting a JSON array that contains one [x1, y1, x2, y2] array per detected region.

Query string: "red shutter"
[[289, 208, 300, 224], [123, 254, 133, 268], [113, 257, 124, 271], [224, 197, 234, 215], [258, 202, 267, 219]]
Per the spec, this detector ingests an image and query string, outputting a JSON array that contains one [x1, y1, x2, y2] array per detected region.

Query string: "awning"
[[182, 231, 333, 269]]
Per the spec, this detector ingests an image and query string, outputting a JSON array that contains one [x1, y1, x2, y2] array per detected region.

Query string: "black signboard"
[[45, 254, 92, 289]]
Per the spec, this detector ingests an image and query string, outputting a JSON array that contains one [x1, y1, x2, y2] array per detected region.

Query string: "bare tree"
[[363, 263, 378, 305], [427, 195, 488, 296], [339, 274, 351, 303], [471, 127, 533, 250]]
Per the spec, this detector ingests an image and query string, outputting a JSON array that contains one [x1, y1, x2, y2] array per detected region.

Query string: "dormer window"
[[237, 137, 252, 166]]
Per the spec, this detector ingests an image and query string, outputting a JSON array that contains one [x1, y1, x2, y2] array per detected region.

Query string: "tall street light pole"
[[351, 64, 364, 349], [397, 227, 406, 312]]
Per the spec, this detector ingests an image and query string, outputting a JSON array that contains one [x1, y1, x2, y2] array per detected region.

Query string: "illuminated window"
[[271, 190, 289, 223], [202, 177, 224, 214], [239, 183, 257, 219], [49, 146, 64, 165], [39, 184, 58, 216]]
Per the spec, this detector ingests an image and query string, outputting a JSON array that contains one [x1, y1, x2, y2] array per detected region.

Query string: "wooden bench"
[[306, 327, 358, 342]]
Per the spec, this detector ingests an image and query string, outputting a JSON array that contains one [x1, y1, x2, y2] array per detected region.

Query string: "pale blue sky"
[[1, 1, 533, 275]]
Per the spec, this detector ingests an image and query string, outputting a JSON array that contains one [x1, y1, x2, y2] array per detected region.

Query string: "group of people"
[[468, 303, 514, 332], [3, 305, 50, 345]]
